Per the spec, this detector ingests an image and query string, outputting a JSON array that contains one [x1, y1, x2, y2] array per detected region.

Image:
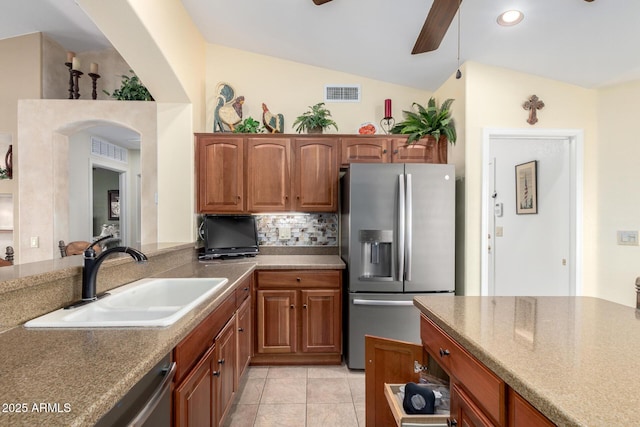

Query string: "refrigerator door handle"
[[398, 174, 405, 282], [352, 299, 415, 307], [406, 173, 412, 281]]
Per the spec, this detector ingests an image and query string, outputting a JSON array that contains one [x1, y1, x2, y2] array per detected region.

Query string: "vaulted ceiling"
[[1, 0, 639, 91]]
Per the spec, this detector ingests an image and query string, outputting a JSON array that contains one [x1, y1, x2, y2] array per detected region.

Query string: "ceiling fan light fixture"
[[497, 10, 524, 27]]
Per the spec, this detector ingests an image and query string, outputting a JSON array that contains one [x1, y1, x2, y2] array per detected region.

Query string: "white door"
[[488, 137, 573, 296]]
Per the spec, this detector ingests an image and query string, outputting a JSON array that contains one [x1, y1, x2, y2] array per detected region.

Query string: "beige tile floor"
[[222, 364, 366, 427]]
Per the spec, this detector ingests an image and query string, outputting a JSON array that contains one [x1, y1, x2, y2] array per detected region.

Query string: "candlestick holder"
[[71, 70, 83, 99], [65, 62, 74, 99], [88, 73, 101, 100], [379, 116, 395, 135]]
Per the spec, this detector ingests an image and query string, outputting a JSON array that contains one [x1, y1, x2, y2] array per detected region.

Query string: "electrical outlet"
[[30, 236, 39, 248], [278, 227, 291, 240], [617, 230, 639, 246]]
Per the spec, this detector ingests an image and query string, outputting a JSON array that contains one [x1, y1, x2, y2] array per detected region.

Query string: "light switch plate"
[[617, 230, 639, 246], [278, 227, 291, 240]]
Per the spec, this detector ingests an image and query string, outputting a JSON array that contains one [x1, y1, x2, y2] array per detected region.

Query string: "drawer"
[[421, 314, 505, 426], [256, 270, 341, 289], [235, 275, 252, 307], [174, 292, 236, 384]]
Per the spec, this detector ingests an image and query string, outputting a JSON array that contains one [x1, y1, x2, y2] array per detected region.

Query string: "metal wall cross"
[[523, 95, 544, 125]]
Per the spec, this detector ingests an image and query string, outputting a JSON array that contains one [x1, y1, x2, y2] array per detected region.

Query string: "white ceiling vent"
[[324, 85, 361, 103]]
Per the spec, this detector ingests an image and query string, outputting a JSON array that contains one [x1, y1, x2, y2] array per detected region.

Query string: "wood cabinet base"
[[250, 353, 342, 366]]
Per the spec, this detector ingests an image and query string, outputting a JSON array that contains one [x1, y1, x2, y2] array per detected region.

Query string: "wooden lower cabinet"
[[174, 276, 253, 427], [214, 318, 236, 426], [367, 315, 556, 427], [235, 296, 252, 385], [252, 270, 342, 365], [175, 345, 216, 427]]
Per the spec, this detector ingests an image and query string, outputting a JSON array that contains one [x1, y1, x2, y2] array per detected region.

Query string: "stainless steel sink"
[[24, 277, 228, 328]]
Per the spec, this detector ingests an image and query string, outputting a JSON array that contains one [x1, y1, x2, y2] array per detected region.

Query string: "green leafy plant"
[[390, 97, 456, 145], [103, 70, 154, 101], [292, 102, 338, 134], [233, 117, 265, 133]]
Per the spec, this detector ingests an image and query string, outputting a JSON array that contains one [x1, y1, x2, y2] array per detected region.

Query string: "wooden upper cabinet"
[[292, 138, 339, 212], [246, 138, 290, 212], [196, 135, 244, 213], [391, 136, 447, 163], [341, 137, 391, 164]]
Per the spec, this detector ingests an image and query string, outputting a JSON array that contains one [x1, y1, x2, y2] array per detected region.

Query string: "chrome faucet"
[[81, 235, 148, 301]]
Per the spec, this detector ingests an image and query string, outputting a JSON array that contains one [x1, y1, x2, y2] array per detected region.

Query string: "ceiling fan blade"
[[313, 0, 333, 4], [412, 0, 461, 54]]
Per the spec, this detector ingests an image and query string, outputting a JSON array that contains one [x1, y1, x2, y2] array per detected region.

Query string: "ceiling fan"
[[312, 0, 462, 54]]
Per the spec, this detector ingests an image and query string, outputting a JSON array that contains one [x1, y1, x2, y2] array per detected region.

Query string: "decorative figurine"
[[213, 83, 244, 132], [262, 103, 285, 133]]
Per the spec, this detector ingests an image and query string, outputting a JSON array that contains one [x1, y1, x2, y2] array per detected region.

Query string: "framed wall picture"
[[515, 160, 538, 214], [108, 190, 120, 220]]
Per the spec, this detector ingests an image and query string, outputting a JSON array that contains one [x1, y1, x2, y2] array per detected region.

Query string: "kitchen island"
[[414, 295, 640, 426], [0, 250, 344, 426]]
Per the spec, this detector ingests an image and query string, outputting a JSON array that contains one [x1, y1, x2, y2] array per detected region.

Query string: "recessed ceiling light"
[[497, 10, 524, 26]]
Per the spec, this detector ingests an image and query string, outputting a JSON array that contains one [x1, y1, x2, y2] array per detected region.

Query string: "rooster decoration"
[[213, 83, 245, 132], [262, 103, 284, 134]]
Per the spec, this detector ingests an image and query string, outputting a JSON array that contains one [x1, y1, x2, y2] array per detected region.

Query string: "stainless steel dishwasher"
[[95, 354, 175, 427]]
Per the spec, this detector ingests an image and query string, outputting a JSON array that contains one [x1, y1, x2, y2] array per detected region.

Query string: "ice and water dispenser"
[[359, 230, 393, 280]]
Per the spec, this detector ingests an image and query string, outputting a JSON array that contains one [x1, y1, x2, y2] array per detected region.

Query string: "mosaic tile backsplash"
[[255, 214, 338, 246]]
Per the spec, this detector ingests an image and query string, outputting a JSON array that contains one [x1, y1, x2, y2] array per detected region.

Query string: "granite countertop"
[[413, 296, 640, 427], [0, 254, 344, 426]]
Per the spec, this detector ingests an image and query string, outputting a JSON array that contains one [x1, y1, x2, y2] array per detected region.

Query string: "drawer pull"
[[447, 419, 458, 427], [296, 277, 301, 282], [243, 287, 249, 291], [439, 348, 451, 358]]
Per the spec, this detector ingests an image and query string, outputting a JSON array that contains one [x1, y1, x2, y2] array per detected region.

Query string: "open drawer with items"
[[384, 383, 449, 427]]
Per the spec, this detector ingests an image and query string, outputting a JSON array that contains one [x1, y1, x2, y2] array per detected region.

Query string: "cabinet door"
[[450, 383, 496, 427], [364, 335, 425, 427], [235, 296, 252, 385], [256, 289, 297, 353], [300, 289, 341, 353], [246, 138, 290, 212], [196, 135, 245, 213], [391, 136, 447, 164], [340, 137, 390, 164], [175, 345, 215, 427], [292, 138, 339, 211], [508, 389, 554, 427], [214, 318, 236, 427]]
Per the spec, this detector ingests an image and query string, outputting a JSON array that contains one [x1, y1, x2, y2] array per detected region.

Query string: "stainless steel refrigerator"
[[341, 163, 455, 369]]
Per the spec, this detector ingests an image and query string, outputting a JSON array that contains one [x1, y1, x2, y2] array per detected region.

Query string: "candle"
[[66, 51, 75, 63], [90, 63, 98, 74], [384, 99, 392, 119], [72, 57, 80, 71]]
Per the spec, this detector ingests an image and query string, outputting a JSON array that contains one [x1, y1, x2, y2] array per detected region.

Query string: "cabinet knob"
[[393, 149, 399, 154], [218, 358, 225, 365], [303, 304, 308, 309], [243, 287, 249, 291], [213, 371, 220, 377], [383, 149, 387, 154], [296, 277, 301, 282], [439, 348, 451, 358], [290, 304, 295, 309], [447, 419, 458, 427], [237, 195, 241, 200], [238, 327, 244, 332]]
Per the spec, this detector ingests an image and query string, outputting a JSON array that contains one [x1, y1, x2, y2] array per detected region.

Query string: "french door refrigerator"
[[341, 162, 455, 369]]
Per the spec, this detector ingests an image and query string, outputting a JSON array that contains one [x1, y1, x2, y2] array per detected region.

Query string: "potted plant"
[[292, 102, 338, 134], [233, 117, 265, 133], [103, 70, 154, 101], [390, 97, 456, 145]]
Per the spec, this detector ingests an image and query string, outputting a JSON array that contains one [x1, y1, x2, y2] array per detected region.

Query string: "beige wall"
[[595, 81, 640, 306], [461, 62, 599, 298], [206, 44, 432, 134], [79, 0, 206, 244]]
